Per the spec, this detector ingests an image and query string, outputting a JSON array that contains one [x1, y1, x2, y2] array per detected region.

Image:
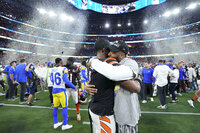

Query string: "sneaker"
[[34, 99, 40, 102], [166, 96, 169, 98], [54, 122, 62, 129], [150, 97, 154, 102], [169, 101, 176, 104], [188, 89, 193, 92], [177, 93, 182, 96], [170, 94, 172, 97], [44, 90, 49, 92], [62, 124, 73, 130], [142, 100, 147, 104], [175, 98, 179, 102], [77, 113, 81, 121], [157, 105, 167, 109], [198, 97, 200, 103], [0, 92, 5, 96], [13, 97, 18, 100], [8, 98, 15, 101], [19, 100, 26, 104], [187, 100, 195, 108], [27, 103, 33, 106]]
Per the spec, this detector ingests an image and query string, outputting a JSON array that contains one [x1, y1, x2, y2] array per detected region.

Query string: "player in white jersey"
[[50, 58, 77, 130]]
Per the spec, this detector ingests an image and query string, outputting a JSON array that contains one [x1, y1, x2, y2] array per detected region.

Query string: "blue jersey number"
[[50, 72, 61, 85]]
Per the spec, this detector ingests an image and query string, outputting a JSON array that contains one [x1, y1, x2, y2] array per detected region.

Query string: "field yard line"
[[1, 103, 200, 116], [82, 121, 90, 125], [0, 103, 89, 110], [142, 111, 200, 115]]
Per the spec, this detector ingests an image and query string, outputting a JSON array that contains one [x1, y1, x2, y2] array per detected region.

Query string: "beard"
[[115, 57, 120, 62]]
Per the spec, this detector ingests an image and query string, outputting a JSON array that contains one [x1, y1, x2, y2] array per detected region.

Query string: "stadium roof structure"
[[1, 0, 200, 34]]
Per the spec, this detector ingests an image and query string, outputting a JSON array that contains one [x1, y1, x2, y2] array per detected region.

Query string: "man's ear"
[[102, 48, 106, 53]]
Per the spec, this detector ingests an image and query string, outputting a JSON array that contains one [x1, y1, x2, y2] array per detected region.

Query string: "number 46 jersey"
[[50, 67, 68, 89], [50, 67, 76, 94]]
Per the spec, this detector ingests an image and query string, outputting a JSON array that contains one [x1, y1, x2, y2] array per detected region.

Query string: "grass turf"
[[0, 85, 200, 133]]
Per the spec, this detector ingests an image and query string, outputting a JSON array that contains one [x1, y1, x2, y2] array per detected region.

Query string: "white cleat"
[[187, 100, 195, 108], [62, 124, 73, 130], [150, 97, 154, 102], [54, 122, 62, 129], [142, 100, 147, 104]]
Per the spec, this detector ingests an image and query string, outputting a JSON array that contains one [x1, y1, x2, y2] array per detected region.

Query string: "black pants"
[[0, 81, 5, 90], [142, 82, 153, 100], [8, 80, 16, 99], [140, 86, 144, 100], [166, 83, 169, 96], [176, 79, 186, 93], [169, 83, 177, 100], [19, 82, 26, 102], [48, 87, 53, 104], [179, 79, 186, 93], [157, 85, 167, 106]]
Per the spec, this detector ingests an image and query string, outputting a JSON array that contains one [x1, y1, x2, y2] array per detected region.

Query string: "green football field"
[[0, 86, 200, 133]]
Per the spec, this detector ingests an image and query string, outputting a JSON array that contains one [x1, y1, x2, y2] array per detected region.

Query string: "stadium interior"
[[0, 0, 200, 133]]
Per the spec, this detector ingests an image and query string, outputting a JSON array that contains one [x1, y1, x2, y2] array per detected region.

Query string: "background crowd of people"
[[0, 57, 200, 109]]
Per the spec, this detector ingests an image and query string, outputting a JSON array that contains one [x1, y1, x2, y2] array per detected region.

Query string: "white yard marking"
[[1, 103, 200, 115]]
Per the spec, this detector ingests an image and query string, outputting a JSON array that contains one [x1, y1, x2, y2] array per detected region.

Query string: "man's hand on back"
[[85, 81, 98, 95]]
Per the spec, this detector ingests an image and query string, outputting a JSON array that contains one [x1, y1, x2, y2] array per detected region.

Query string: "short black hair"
[[20, 59, 25, 63], [67, 57, 75, 63], [55, 58, 62, 64], [163, 60, 166, 63], [94, 38, 110, 52], [10, 61, 16, 66], [158, 60, 163, 63], [82, 61, 86, 66]]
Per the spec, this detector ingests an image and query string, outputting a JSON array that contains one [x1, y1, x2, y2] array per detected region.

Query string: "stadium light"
[[38, 8, 46, 14], [60, 14, 74, 22], [186, 3, 197, 10], [172, 8, 180, 15], [68, 16, 74, 22], [117, 24, 122, 27], [105, 23, 110, 28], [144, 20, 148, 24], [48, 11, 57, 17], [127, 22, 131, 26], [163, 11, 171, 17], [60, 14, 68, 21]]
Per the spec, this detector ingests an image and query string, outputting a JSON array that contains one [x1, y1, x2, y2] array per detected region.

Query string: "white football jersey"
[[50, 67, 68, 89]]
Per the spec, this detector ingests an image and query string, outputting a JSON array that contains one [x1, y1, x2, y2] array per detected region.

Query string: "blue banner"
[[66, 0, 166, 14]]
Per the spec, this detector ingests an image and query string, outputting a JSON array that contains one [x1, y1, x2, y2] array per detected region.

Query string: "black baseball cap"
[[94, 38, 110, 52], [109, 40, 129, 54]]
